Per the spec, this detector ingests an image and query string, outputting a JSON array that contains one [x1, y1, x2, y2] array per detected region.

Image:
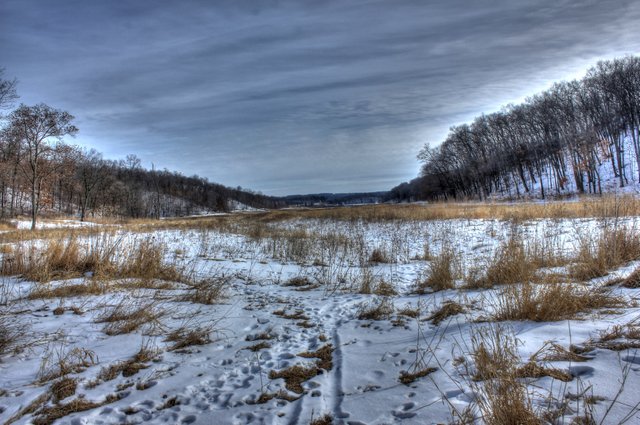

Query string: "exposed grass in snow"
[[2, 205, 640, 424], [489, 282, 626, 322]]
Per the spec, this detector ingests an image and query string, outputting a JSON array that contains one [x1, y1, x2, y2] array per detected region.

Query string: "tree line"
[[390, 56, 640, 202], [0, 69, 282, 229]]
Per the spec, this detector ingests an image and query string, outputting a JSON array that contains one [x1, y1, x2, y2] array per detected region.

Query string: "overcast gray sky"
[[2, 0, 640, 195]]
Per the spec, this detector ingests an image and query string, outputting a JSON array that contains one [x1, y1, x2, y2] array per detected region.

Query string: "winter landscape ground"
[[1, 199, 640, 425]]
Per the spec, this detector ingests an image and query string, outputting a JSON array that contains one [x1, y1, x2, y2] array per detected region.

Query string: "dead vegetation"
[[309, 413, 333, 425], [273, 309, 310, 320], [465, 234, 534, 289], [298, 344, 334, 371], [1, 235, 187, 287], [570, 225, 640, 280], [165, 327, 211, 351], [38, 346, 97, 383], [0, 313, 26, 355], [95, 299, 165, 336], [181, 275, 228, 305], [416, 247, 457, 293], [268, 364, 319, 394], [427, 301, 465, 325], [356, 297, 394, 320], [30, 393, 123, 425], [50, 377, 77, 402], [470, 325, 543, 424], [93, 346, 159, 384], [398, 367, 437, 385], [490, 281, 625, 322]]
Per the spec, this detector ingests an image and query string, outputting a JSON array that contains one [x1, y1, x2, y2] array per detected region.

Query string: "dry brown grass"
[[268, 364, 319, 394], [309, 414, 333, 425], [95, 299, 165, 336], [416, 247, 457, 293], [398, 367, 437, 385], [3, 235, 187, 288], [199, 195, 640, 223], [466, 235, 535, 289], [471, 325, 520, 382], [529, 341, 590, 363], [38, 346, 97, 383], [427, 301, 465, 325], [94, 346, 159, 383], [28, 280, 108, 299], [181, 276, 228, 305], [165, 327, 211, 351], [298, 344, 334, 371], [369, 247, 390, 263], [50, 377, 77, 402], [515, 361, 573, 382], [622, 267, 640, 288], [470, 325, 543, 425], [283, 276, 313, 287], [273, 309, 310, 320], [31, 393, 123, 425], [245, 341, 271, 352], [570, 225, 640, 281], [0, 313, 27, 355], [582, 321, 640, 351], [372, 279, 397, 296], [356, 297, 394, 320], [490, 281, 625, 322]]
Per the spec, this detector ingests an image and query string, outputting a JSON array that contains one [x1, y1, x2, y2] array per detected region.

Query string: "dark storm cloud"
[[1, 0, 640, 194]]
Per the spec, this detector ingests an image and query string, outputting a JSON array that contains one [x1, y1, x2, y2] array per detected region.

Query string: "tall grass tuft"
[[570, 225, 640, 281], [490, 281, 625, 322]]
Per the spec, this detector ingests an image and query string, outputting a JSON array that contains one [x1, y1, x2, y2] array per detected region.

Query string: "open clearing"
[[1, 201, 640, 424]]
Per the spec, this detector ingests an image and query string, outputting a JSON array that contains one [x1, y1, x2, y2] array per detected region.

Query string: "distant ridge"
[[282, 191, 389, 206]]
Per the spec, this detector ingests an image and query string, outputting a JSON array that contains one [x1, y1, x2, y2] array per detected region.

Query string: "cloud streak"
[[2, 0, 640, 195]]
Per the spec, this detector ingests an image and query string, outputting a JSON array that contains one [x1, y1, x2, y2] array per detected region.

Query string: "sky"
[[1, 0, 640, 196]]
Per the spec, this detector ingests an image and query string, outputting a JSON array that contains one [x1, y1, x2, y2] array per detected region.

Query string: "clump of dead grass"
[[165, 327, 211, 351], [529, 341, 590, 363], [245, 341, 271, 352], [369, 247, 390, 264], [372, 279, 397, 296], [398, 367, 437, 385], [465, 235, 535, 289], [570, 225, 640, 281], [515, 361, 573, 382], [0, 313, 27, 355], [298, 344, 334, 371], [94, 345, 160, 383], [415, 247, 457, 293], [3, 235, 188, 288], [621, 267, 640, 288], [309, 414, 333, 425], [273, 309, 310, 320], [50, 377, 77, 402], [268, 364, 319, 394], [38, 346, 97, 383], [31, 393, 123, 425], [95, 299, 165, 336], [427, 301, 465, 325], [181, 275, 228, 305], [470, 325, 543, 425], [490, 281, 625, 322], [356, 297, 394, 321]]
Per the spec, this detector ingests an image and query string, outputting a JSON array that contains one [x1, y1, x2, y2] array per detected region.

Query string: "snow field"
[[0, 214, 639, 424]]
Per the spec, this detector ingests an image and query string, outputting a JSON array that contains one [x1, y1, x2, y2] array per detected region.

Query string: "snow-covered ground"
[[0, 214, 639, 424]]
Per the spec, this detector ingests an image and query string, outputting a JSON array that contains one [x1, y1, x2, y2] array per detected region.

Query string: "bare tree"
[[0, 69, 18, 113], [6, 104, 78, 229], [77, 148, 108, 221]]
